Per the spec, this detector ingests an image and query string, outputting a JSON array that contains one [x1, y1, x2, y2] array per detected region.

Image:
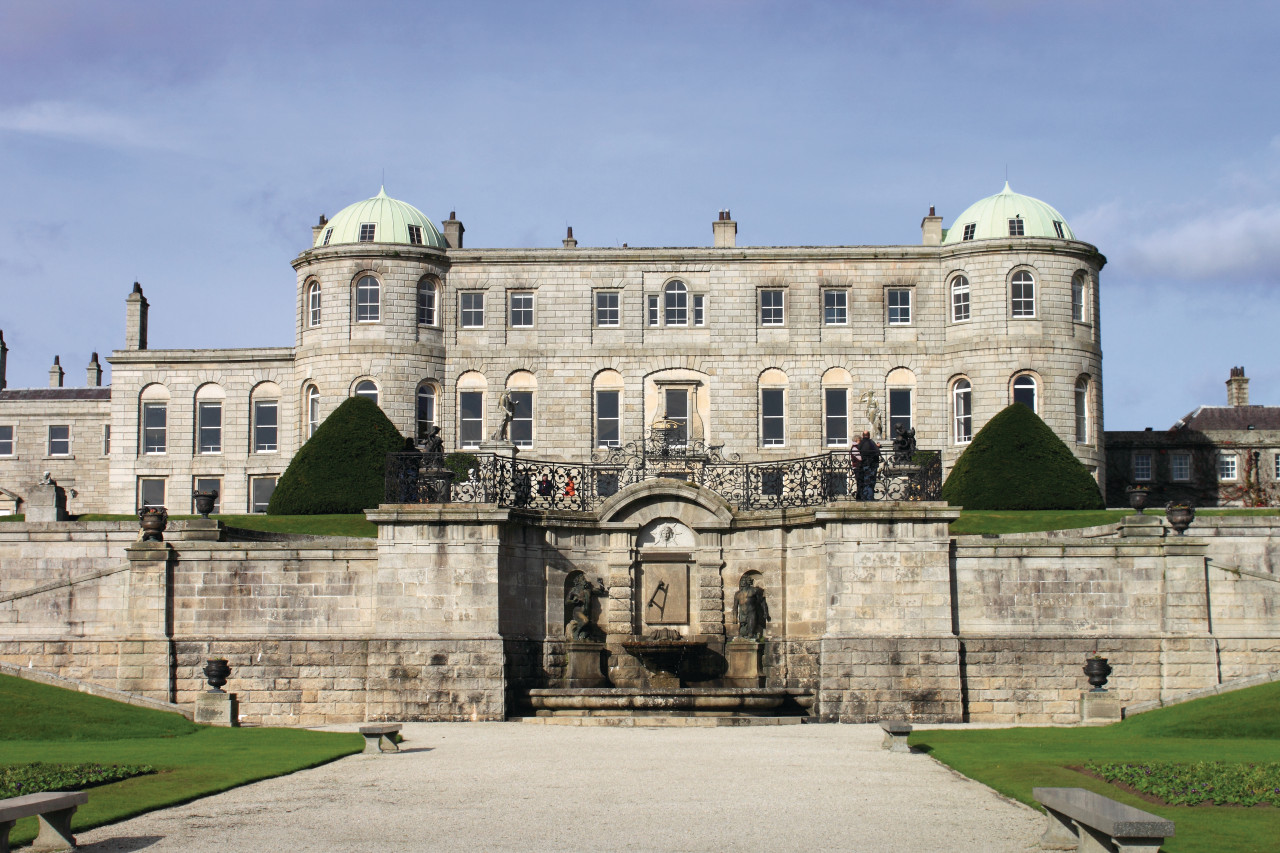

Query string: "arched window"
[[821, 367, 853, 447], [1011, 270, 1035, 317], [664, 280, 688, 326], [506, 371, 537, 449], [416, 383, 436, 440], [1075, 377, 1089, 443], [457, 371, 487, 449], [593, 369, 624, 449], [354, 380, 379, 407], [195, 383, 225, 455], [355, 275, 380, 323], [953, 379, 972, 444], [417, 279, 436, 326], [307, 281, 322, 327], [1072, 273, 1087, 323], [950, 275, 970, 322], [306, 385, 320, 438], [1012, 374, 1037, 412], [758, 368, 788, 447]]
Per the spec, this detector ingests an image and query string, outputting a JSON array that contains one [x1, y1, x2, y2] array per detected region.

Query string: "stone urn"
[[1165, 502, 1195, 535], [1126, 486, 1151, 514], [193, 490, 218, 519], [203, 658, 231, 693], [1083, 656, 1112, 692], [138, 507, 168, 542]]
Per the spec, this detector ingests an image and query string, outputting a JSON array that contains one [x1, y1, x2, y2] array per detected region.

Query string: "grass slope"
[[912, 680, 1280, 853], [0, 674, 361, 846], [75, 513, 377, 538]]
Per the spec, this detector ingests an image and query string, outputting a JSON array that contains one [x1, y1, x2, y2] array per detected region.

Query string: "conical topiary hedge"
[[268, 396, 405, 515], [941, 403, 1104, 510]]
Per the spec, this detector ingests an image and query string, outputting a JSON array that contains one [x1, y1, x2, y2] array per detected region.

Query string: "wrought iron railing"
[[385, 446, 942, 511]]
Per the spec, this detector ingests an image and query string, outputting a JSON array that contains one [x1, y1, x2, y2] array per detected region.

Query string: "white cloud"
[[0, 101, 180, 151], [1127, 204, 1280, 282]]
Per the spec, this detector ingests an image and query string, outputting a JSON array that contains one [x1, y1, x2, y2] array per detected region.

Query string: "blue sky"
[[1, 0, 1278, 429]]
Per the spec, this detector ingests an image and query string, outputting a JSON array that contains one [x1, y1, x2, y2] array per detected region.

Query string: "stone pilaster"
[[122, 541, 175, 702]]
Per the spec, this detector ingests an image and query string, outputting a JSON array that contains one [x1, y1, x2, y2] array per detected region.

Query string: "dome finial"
[[1001, 180, 1013, 194], [376, 185, 388, 198]]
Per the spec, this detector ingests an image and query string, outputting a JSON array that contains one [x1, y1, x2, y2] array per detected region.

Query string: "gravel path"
[[75, 723, 1041, 852]]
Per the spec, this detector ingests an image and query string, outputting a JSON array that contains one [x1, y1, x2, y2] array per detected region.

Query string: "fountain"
[[620, 629, 704, 688]]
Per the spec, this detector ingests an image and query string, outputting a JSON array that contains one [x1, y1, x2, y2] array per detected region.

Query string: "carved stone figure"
[[565, 574, 605, 640], [734, 575, 771, 640], [491, 390, 516, 441], [891, 424, 917, 464], [859, 390, 883, 439], [421, 425, 444, 465], [39, 471, 53, 486]]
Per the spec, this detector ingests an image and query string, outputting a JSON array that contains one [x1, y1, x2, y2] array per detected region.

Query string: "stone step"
[[510, 715, 809, 727]]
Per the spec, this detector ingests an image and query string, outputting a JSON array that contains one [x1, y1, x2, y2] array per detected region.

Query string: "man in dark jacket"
[[855, 431, 881, 500]]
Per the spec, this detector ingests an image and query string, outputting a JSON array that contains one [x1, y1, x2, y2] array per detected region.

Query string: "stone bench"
[[878, 720, 912, 753], [1033, 787, 1174, 852], [0, 791, 89, 852], [359, 723, 402, 754]]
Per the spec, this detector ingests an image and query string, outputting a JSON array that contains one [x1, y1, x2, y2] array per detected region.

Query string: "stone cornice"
[[107, 347, 295, 366]]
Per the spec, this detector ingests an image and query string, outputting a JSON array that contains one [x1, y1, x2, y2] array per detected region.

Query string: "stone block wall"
[[818, 636, 962, 722]]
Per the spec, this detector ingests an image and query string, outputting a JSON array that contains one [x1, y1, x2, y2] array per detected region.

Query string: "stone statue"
[[860, 390, 883, 439], [421, 425, 444, 466], [491, 390, 516, 441], [565, 574, 605, 640], [891, 424, 917, 464], [734, 575, 770, 640], [38, 471, 53, 486]]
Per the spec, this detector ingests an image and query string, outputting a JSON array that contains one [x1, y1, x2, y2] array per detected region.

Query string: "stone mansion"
[[0, 183, 1105, 515]]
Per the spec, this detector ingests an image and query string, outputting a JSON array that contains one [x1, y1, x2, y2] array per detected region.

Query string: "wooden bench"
[[0, 791, 89, 853], [358, 723, 402, 754], [1033, 787, 1174, 852], [878, 720, 912, 753]]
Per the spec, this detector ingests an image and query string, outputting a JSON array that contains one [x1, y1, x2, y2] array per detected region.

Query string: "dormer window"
[[358, 223, 376, 242], [1008, 218, 1024, 237], [322, 228, 333, 246], [407, 224, 423, 245], [962, 223, 976, 241], [1053, 220, 1065, 238]]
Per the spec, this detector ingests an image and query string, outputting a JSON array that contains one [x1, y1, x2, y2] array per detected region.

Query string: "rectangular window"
[[888, 388, 912, 436], [1133, 452, 1153, 481], [358, 223, 376, 242], [102, 424, 111, 455], [824, 290, 847, 325], [1218, 452, 1237, 481], [250, 476, 277, 513], [198, 401, 222, 454], [954, 386, 972, 444], [194, 477, 221, 514], [142, 403, 167, 454], [254, 401, 278, 452], [761, 388, 785, 446], [138, 477, 165, 510], [595, 291, 620, 327], [952, 279, 970, 322], [647, 294, 659, 326], [693, 294, 705, 327], [1053, 220, 1065, 239], [0, 425, 12, 456], [459, 391, 483, 448], [461, 292, 485, 328], [596, 390, 620, 448], [1072, 278, 1086, 322], [47, 425, 70, 456], [1172, 453, 1191, 482], [760, 290, 784, 325], [962, 223, 976, 241], [509, 292, 534, 328], [888, 289, 912, 325], [309, 285, 321, 327], [356, 279, 379, 322], [1008, 218, 1025, 237], [407, 224, 423, 245], [664, 388, 689, 445], [322, 227, 332, 246], [1275, 453, 1280, 480], [509, 391, 533, 448], [417, 284, 436, 325], [825, 388, 848, 447], [1011, 276, 1036, 317]]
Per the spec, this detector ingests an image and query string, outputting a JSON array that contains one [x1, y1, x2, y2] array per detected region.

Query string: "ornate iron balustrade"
[[385, 448, 942, 511]]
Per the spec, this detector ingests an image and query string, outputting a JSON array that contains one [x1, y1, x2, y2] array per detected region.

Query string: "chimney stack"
[[86, 352, 103, 387], [311, 213, 328, 244], [921, 205, 943, 245], [562, 225, 578, 249], [443, 211, 464, 249], [1227, 366, 1250, 407], [49, 355, 64, 388], [713, 209, 737, 248], [126, 282, 148, 350], [0, 330, 7, 391]]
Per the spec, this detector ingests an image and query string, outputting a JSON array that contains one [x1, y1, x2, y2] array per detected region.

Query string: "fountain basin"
[[528, 687, 793, 716], [620, 639, 706, 688]]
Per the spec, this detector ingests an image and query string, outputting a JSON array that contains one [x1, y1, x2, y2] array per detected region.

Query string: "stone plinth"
[[181, 519, 224, 541], [725, 639, 764, 687], [563, 641, 609, 688], [195, 691, 238, 726], [1080, 690, 1122, 724], [25, 480, 68, 522]]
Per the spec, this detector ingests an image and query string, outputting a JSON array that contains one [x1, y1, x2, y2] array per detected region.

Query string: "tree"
[[268, 396, 405, 514], [942, 404, 1105, 510]]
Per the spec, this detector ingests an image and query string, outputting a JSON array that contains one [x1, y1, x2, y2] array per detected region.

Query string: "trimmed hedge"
[[941, 403, 1104, 510], [268, 396, 405, 515]]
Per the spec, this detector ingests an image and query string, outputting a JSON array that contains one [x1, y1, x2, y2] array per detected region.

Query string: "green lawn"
[[0, 674, 362, 846], [911, 680, 1280, 853], [74, 513, 378, 538], [949, 507, 1280, 535]]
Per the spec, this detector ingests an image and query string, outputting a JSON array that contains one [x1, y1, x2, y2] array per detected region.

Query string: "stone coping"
[[1033, 786, 1173, 838], [1123, 669, 1280, 718], [0, 662, 193, 720]]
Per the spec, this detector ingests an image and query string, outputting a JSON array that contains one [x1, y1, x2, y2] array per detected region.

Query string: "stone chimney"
[[562, 225, 578, 249], [311, 214, 328, 244], [86, 352, 103, 387], [0, 330, 7, 391], [126, 283, 148, 351], [49, 355, 64, 388], [921, 205, 943, 245], [443, 211, 464, 249], [713, 209, 737, 248], [1227, 366, 1250, 407]]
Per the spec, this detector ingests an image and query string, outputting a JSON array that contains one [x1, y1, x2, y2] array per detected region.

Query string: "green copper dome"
[[314, 188, 447, 249], [943, 182, 1075, 244]]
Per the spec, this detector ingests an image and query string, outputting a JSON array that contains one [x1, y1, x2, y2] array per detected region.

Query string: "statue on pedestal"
[[734, 575, 770, 640], [565, 573, 606, 640]]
